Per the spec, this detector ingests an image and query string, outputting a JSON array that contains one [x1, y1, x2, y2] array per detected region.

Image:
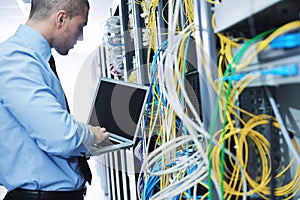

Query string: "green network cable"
[[208, 28, 276, 200]]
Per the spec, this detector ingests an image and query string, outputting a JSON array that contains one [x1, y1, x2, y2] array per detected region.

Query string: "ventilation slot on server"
[[185, 71, 203, 122], [238, 87, 291, 200]]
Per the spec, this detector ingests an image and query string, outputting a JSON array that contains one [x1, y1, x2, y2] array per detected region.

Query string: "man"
[[0, 0, 109, 199]]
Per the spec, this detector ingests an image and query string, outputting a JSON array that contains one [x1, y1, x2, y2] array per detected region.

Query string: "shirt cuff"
[[75, 122, 94, 151]]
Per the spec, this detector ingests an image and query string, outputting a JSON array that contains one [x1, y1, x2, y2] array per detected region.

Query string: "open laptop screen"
[[88, 77, 148, 141]]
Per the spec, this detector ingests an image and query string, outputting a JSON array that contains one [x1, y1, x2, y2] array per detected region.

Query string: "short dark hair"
[[29, 0, 90, 20]]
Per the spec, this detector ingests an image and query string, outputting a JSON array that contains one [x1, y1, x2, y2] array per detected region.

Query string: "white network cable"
[[154, 10, 217, 199], [139, 0, 249, 199], [141, 135, 207, 200], [145, 136, 206, 175], [151, 167, 208, 200], [104, 16, 121, 35], [156, 14, 248, 200]]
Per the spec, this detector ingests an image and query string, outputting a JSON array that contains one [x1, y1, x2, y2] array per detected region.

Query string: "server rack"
[[94, 0, 300, 199]]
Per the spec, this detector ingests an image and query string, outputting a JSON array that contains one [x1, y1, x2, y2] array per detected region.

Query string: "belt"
[[5, 188, 86, 200]]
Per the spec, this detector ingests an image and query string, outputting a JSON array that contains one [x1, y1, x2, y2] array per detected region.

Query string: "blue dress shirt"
[[0, 25, 94, 191]]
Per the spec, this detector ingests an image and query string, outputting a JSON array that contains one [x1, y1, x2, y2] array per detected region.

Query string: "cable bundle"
[[104, 16, 125, 78], [208, 19, 300, 199], [137, 1, 216, 199], [134, 0, 300, 199]]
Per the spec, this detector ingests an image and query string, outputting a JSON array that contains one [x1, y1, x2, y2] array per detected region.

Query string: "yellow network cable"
[[161, 1, 169, 26], [211, 110, 300, 199], [141, 1, 203, 196], [135, 0, 142, 4], [182, 0, 194, 29], [213, 21, 300, 199], [213, 17, 299, 199], [161, 0, 195, 31], [142, 1, 300, 199], [206, 0, 219, 5], [292, 138, 300, 154], [139, 0, 300, 199], [139, 0, 160, 81], [237, 20, 300, 71]]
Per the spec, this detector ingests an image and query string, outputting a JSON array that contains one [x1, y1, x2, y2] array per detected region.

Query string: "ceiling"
[[0, 0, 114, 43]]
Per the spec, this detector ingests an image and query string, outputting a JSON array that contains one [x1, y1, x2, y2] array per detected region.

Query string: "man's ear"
[[56, 10, 68, 28]]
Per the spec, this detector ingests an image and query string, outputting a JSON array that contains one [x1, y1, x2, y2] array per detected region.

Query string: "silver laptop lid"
[[88, 77, 149, 145]]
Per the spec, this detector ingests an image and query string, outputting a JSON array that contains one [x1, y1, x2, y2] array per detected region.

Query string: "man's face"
[[53, 6, 89, 55]]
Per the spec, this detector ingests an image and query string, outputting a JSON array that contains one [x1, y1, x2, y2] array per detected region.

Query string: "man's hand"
[[88, 125, 109, 145]]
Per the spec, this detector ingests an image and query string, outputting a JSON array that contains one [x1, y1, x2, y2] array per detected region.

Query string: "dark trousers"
[[3, 188, 86, 200]]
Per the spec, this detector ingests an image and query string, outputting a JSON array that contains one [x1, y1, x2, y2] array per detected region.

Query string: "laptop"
[[86, 77, 149, 156]]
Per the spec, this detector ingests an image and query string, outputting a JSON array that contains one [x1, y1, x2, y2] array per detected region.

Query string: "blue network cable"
[[270, 32, 300, 49], [221, 64, 299, 81], [140, 40, 168, 193]]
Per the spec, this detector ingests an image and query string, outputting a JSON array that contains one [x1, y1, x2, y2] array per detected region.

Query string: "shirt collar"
[[15, 24, 52, 62]]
